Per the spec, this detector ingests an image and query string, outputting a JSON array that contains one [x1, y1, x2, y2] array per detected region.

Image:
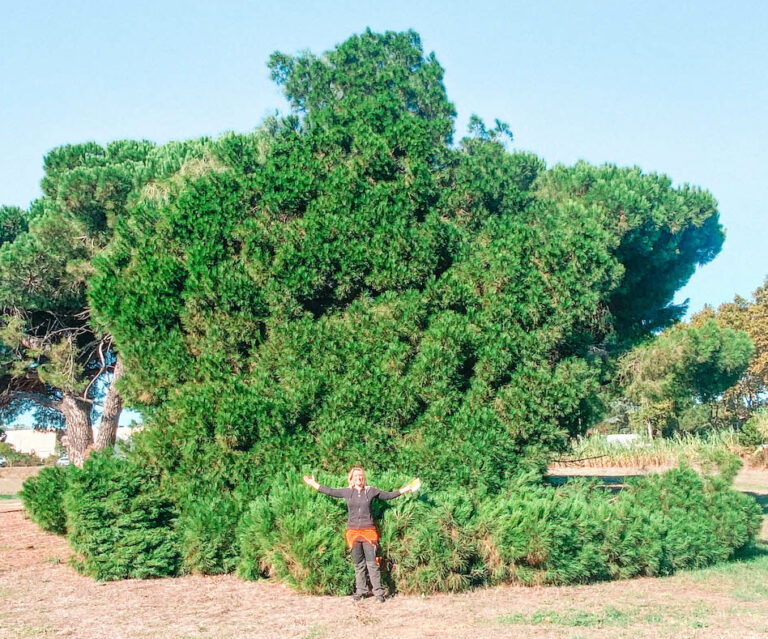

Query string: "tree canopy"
[[16, 30, 764, 594], [618, 319, 753, 436], [74, 29, 727, 488], [687, 278, 768, 428], [0, 137, 220, 463]]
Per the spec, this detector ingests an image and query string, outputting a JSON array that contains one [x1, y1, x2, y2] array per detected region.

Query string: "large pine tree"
[[81, 30, 725, 488]]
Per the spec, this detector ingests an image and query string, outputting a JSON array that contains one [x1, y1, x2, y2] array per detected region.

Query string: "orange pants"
[[345, 528, 379, 549], [346, 529, 384, 597]]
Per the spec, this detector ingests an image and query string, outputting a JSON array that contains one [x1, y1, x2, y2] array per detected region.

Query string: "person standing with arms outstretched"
[[303, 466, 420, 602]]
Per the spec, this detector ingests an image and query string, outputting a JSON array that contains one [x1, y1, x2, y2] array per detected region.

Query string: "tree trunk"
[[60, 393, 93, 468], [95, 358, 124, 451]]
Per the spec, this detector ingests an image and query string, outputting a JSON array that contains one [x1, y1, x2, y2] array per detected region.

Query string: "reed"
[[551, 430, 750, 470]]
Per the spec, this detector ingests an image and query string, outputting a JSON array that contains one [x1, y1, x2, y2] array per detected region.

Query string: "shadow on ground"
[[745, 492, 768, 515], [546, 474, 631, 493], [733, 541, 768, 563]]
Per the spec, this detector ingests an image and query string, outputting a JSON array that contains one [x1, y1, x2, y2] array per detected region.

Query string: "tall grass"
[[552, 430, 750, 470]]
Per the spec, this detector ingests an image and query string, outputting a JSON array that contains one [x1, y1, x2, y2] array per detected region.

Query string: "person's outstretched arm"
[[376, 478, 422, 500], [302, 474, 348, 498]]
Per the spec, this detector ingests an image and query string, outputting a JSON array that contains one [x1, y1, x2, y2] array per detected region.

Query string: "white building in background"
[[3, 427, 138, 459], [605, 433, 641, 447], [4, 430, 58, 458]]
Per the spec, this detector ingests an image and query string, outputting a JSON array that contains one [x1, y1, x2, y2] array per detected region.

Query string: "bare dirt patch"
[[2, 469, 766, 639]]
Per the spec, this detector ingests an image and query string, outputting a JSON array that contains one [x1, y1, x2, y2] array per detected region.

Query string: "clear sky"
[[2, 0, 767, 315]]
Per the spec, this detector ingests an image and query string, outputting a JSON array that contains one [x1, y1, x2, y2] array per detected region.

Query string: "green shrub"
[[28, 456, 756, 591], [379, 487, 485, 593], [20, 466, 72, 535], [698, 447, 743, 483], [0, 441, 47, 467], [741, 409, 768, 446], [475, 472, 629, 585], [175, 478, 241, 575], [237, 473, 352, 593], [64, 451, 181, 580], [234, 466, 761, 595], [610, 468, 761, 575], [478, 467, 762, 587]]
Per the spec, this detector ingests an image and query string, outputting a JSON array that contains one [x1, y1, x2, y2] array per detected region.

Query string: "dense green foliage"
[[742, 408, 768, 446], [21, 453, 762, 591], [174, 474, 243, 575], [86, 30, 725, 490], [13, 30, 760, 594], [618, 319, 753, 435], [64, 451, 181, 580], [483, 467, 760, 585], [235, 468, 761, 594], [0, 141, 159, 398], [688, 278, 768, 430], [237, 474, 354, 591], [20, 466, 72, 534], [0, 134, 225, 461], [0, 205, 28, 247], [379, 483, 487, 592]]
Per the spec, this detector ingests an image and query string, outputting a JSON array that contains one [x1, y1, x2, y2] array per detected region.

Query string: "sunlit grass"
[[495, 601, 716, 631], [497, 606, 634, 627], [682, 543, 768, 601]]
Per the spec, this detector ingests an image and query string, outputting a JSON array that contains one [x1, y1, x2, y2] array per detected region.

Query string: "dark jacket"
[[318, 485, 402, 528]]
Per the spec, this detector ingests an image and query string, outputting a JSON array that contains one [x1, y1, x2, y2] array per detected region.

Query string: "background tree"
[[0, 137, 225, 465], [534, 162, 724, 344], [689, 277, 768, 426], [618, 319, 753, 438]]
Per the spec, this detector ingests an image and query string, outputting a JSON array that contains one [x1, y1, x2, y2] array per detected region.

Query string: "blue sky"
[[2, 0, 766, 316]]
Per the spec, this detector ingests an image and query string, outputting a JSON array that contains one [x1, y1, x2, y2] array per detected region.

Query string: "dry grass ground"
[[1, 467, 766, 639]]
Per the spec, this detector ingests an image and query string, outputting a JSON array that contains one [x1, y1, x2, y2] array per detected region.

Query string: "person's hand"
[[303, 474, 320, 490], [400, 478, 421, 494]]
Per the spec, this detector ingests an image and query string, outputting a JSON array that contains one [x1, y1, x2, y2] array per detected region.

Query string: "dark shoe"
[[352, 594, 363, 602], [375, 595, 386, 603]]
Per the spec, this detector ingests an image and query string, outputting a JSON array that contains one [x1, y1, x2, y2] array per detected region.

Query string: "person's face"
[[351, 469, 365, 488]]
